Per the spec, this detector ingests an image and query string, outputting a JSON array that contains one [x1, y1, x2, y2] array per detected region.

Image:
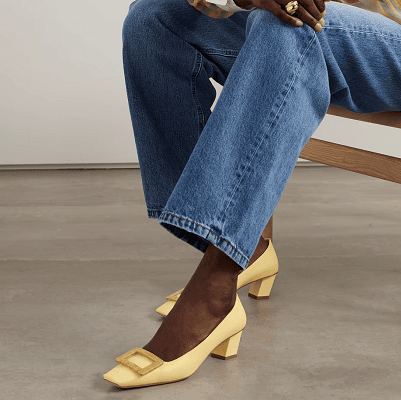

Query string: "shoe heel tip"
[[248, 293, 270, 300], [210, 353, 237, 360]]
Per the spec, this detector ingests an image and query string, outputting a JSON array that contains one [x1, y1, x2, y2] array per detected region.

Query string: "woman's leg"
[[121, 0, 273, 264], [122, 0, 248, 222], [122, 0, 267, 363], [156, 2, 401, 271]]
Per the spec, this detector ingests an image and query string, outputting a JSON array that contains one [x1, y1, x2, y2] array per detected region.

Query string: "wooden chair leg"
[[262, 214, 273, 242]]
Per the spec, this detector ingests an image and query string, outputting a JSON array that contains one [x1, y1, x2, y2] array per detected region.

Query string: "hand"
[[234, 0, 330, 32]]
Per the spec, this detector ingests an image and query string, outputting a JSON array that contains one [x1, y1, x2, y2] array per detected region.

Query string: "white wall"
[[1, 1, 399, 169], [1, 0, 137, 167]]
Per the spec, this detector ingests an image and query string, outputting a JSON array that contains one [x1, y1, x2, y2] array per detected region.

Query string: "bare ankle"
[[248, 236, 269, 267], [202, 243, 243, 276]]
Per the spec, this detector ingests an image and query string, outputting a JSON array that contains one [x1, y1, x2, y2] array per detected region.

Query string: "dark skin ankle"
[[142, 235, 269, 362], [248, 235, 269, 268]]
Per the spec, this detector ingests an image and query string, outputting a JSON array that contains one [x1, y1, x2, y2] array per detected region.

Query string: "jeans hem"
[[147, 208, 164, 219], [157, 211, 249, 270]]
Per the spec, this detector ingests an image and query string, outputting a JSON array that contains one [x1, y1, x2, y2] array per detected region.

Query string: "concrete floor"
[[0, 166, 400, 400]]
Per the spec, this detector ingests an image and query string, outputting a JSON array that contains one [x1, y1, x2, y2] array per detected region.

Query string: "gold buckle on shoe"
[[115, 348, 164, 376], [165, 288, 183, 302]]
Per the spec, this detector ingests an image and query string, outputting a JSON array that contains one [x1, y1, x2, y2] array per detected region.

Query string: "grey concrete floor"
[[0, 166, 400, 400]]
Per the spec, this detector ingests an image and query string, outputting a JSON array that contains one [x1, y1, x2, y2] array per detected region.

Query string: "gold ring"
[[285, 0, 299, 15]]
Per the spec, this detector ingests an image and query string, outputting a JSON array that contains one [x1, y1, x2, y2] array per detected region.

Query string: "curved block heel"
[[248, 273, 277, 300], [210, 330, 243, 360]]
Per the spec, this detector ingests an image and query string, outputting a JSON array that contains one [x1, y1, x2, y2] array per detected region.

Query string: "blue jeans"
[[122, 0, 401, 270]]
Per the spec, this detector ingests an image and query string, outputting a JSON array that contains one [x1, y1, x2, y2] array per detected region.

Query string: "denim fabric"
[[122, 0, 401, 270]]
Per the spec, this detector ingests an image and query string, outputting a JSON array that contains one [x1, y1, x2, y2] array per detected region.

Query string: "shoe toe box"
[[103, 364, 139, 388]]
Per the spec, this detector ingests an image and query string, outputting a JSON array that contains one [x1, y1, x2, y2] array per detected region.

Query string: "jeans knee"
[[245, 8, 318, 47], [246, 8, 287, 31], [122, 0, 177, 41], [122, 0, 191, 40], [123, 0, 153, 41]]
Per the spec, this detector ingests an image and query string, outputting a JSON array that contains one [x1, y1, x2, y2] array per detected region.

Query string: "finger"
[[313, 0, 326, 13], [294, 1, 324, 27], [296, 0, 323, 24], [271, 2, 305, 26], [277, 0, 324, 24]]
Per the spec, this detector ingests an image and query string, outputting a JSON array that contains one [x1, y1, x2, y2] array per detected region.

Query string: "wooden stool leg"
[[262, 214, 273, 242]]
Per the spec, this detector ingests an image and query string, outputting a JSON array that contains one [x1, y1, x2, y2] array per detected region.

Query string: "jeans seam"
[[191, 49, 207, 132], [222, 34, 318, 217], [202, 49, 241, 57], [323, 26, 401, 42]]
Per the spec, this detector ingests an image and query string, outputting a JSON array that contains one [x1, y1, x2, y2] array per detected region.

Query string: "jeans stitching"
[[323, 26, 401, 42], [191, 50, 207, 132], [201, 49, 241, 57], [222, 34, 318, 217]]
